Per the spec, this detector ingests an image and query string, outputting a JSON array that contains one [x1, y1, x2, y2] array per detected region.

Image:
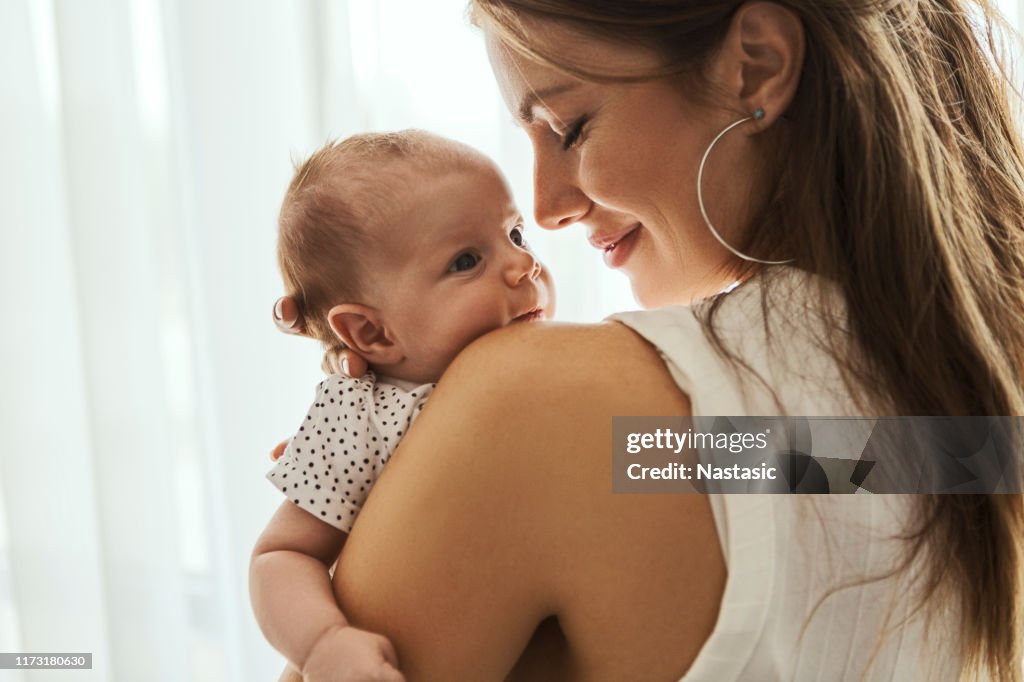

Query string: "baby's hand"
[[274, 296, 306, 335], [302, 625, 405, 682]]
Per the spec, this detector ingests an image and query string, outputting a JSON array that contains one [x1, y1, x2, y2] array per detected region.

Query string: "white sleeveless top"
[[608, 266, 962, 682]]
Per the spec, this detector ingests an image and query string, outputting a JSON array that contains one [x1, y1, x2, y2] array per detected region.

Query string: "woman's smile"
[[589, 223, 642, 269], [487, 27, 750, 306]]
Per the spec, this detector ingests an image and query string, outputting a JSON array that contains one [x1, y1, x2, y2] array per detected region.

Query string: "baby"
[[250, 130, 554, 681]]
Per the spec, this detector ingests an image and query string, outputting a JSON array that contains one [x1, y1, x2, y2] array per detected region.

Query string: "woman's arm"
[[333, 322, 725, 680]]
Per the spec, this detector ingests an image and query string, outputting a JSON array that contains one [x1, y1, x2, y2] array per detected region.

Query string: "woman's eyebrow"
[[517, 82, 580, 123]]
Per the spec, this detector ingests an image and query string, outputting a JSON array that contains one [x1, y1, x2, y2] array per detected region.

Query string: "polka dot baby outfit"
[[266, 372, 435, 533]]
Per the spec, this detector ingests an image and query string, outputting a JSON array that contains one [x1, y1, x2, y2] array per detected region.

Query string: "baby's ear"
[[326, 304, 402, 365]]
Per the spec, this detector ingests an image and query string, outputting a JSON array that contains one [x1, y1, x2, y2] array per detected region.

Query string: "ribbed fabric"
[[608, 267, 961, 682]]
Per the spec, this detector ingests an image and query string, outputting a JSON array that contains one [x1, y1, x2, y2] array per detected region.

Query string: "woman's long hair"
[[472, 0, 1024, 678]]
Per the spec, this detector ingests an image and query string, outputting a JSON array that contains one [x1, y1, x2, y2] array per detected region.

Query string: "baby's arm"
[[250, 500, 403, 681]]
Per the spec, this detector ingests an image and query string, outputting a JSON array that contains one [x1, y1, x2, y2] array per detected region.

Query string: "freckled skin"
[[360, 161, 555, 384], [485, 28, 770, 307]]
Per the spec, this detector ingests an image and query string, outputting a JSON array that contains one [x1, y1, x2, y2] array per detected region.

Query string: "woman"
[[276, 1, 1024, 679]]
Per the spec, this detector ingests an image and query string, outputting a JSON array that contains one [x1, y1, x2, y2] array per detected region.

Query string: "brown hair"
[[473, 0, 1024, 678], [278, 130, 484, 347]]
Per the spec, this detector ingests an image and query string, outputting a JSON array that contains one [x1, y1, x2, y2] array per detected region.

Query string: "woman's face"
[[486, 26, 761, 307]]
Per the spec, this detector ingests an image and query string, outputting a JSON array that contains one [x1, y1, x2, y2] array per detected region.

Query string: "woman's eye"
[[560, 116, 588, 150], [510, 226, 526, 247], [448, 252, 480, 273]]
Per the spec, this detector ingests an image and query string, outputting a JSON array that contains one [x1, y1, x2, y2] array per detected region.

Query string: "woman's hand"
[[273, 296, 306, 335], [301, 624, 405, 682], [272, 296, 368, 377], [320, 347, 367, 378], [269, 295, 368, 463]]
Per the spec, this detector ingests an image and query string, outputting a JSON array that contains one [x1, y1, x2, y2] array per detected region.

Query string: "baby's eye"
[[448, 252, 480, 273], [510, 226, 526, 247]]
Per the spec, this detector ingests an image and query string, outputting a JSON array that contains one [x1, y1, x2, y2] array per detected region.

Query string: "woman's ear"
[[712, 1, 805, 127], [326, 304, 404, 366]]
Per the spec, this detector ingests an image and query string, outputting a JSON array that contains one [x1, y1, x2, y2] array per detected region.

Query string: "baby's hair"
[[277, 129, 486, 348]]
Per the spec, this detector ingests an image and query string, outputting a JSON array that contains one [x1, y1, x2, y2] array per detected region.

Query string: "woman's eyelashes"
[[560, 115, 588, 150]]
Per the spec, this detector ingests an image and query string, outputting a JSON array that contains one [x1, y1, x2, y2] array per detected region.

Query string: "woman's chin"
[[630, 279, 676, 309], [629, 271, 704, 309]]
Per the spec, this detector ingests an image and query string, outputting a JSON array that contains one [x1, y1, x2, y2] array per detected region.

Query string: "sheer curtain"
[[1, 1, 633, 680], [1, 1, 1022, 680]]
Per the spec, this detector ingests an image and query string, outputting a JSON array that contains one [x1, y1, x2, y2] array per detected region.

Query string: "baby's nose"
[[506, 249, 541, 286]]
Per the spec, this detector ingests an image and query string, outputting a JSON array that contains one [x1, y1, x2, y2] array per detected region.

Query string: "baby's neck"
[[368, 363, 439, 387], [375, 374, 429, 391]]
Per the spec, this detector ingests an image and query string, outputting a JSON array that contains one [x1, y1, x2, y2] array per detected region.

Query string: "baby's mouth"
[[511, 308, 544, 323]]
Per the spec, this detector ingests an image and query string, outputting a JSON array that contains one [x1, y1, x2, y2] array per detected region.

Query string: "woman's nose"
[[533, 149, 589, 230]]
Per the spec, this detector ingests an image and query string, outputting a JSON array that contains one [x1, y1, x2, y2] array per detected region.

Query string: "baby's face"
[[369, 162, 555, 383]]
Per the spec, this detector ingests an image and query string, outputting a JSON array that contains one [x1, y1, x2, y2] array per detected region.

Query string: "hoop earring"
[[697, 108, 794, 265]]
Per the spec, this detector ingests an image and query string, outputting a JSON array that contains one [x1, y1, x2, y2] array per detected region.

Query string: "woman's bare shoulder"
[[333, 322, 722, 679], [438, 320, 689, 414]]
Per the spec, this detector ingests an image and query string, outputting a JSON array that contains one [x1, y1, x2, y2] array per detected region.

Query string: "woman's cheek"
[[578, 146, 635, 212]]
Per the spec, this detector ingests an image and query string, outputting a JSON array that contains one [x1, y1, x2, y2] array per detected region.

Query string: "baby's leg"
[[278, 662, 303, 682]]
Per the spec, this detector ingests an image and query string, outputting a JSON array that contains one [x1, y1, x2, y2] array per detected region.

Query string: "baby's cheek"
[[539, 267, 557, 317], [445, 318, 498, 363]]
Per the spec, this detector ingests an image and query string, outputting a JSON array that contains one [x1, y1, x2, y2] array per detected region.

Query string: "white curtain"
[[0, 1, 634, 680], [1, 1, 1021, 680]]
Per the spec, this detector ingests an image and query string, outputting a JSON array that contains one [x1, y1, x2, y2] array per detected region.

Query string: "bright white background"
[[0, 1, 635, 679], [0, 0, 1021, 680]]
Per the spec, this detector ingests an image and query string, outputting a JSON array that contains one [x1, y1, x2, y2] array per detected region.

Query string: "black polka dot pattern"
[[266, 371, 435, 533]]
